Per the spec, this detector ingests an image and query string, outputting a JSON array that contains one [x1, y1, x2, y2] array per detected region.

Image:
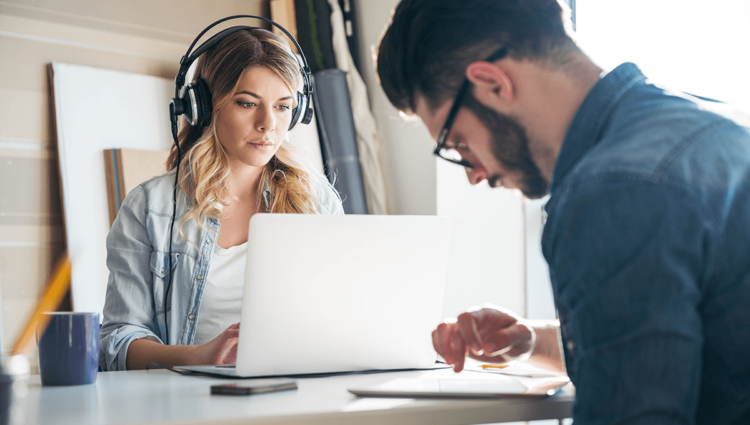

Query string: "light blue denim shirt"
[[100, 170, 344, 371], [543, 63, 750, 424]]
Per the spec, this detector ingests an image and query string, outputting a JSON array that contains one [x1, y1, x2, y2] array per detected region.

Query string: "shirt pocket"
[[150, 251, 181, 278]]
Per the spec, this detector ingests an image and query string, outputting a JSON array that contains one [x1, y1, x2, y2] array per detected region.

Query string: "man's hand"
[[194, 322, 240, 365], [432, 306, 536, 372]]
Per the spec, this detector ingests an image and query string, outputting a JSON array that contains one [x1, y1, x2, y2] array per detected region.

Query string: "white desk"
[[17, 368, 573, 424]]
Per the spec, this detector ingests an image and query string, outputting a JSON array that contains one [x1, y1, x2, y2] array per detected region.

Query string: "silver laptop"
[[179, 214, 450, 377]]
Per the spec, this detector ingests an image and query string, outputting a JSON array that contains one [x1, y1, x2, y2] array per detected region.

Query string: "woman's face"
[[215, 65, 295, 169]]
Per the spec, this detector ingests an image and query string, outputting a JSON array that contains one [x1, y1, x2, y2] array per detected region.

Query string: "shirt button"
[[188, 314, 196, 320], [567, 340, 575, 352], [207, 240, 212, 245], [197, 274, 204, 280]]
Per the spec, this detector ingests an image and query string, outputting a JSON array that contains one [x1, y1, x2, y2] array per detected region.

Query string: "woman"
[[100, 29, 343, 371]]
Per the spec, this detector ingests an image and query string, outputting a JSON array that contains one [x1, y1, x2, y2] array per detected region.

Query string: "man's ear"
[[465, 61, 513, 108]]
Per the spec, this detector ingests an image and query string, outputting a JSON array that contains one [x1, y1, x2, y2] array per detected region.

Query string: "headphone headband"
[[184, 15, 310, 71], [174, 15, 312, 99], [169, 15, 314, 139]]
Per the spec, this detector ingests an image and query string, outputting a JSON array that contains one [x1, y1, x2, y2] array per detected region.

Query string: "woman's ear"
[[465, 61, 514, 109]]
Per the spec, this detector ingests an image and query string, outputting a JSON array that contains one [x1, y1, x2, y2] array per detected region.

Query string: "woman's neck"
[[217, 162, 265, 249], [226, 163, 264, 203]]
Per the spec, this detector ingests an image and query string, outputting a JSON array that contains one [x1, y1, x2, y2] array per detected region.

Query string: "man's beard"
[[464, 93, 549, 199]]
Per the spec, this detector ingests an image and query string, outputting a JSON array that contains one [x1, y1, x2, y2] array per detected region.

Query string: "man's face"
[[415, 92, 549, 199]]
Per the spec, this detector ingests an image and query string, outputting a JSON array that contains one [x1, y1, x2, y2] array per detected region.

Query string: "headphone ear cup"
[[191, 78, 213, 127], [288, 91, 305, 131], [179, 78, 212, 127]]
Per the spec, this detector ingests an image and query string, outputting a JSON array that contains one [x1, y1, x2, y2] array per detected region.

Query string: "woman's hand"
[[193, 323, 241, 365], [126, 323, 241, 369], [432, 306, 536, 372]]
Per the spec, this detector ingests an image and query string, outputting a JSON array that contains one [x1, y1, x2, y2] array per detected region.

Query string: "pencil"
[[11, 253, 72, 356], [481, 364, 509, 370]]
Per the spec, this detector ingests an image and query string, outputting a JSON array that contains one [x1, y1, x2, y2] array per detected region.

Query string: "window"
[[575, 0, 750, 112]]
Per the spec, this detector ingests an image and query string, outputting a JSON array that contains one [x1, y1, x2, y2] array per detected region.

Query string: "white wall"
[[437, 163, 527, 318], [576, 0, 750, 113], [353, 0, 437, 216], [525, 197, 555, 320], [354, 0, 527, 319]]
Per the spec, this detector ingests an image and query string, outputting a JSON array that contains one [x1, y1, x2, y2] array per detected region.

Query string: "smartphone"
[[210, 379, 298, 396]]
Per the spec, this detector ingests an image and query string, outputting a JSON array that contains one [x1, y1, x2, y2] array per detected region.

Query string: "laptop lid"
[[234, 214, 450, 377]]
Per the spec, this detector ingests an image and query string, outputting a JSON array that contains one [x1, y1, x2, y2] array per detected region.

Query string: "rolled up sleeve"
[[544, 180, 712, 424], [100, 185, 162, 371]]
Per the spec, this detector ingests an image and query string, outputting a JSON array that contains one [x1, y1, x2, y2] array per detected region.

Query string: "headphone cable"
[[164, 114, 181, 345]]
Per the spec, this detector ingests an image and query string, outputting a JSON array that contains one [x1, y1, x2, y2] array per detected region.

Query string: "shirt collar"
[[550, 63, 647, 192], [204, 175, 273, 226]]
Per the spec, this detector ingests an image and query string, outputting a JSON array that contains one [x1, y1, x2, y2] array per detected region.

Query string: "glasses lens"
[[437, 145, 464, 164]]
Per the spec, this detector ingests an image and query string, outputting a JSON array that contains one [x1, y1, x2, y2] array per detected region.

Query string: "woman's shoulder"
[[122, 169, 183, 214], [139, 169, 177, 195], [313, 175, 345, 215]]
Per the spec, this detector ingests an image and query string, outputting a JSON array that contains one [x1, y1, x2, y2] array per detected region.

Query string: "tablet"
[[348, 377, 570, 399]]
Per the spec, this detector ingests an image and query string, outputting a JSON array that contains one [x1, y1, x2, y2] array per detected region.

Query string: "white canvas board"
[[52, 62, 327, 316], [52, 62, 174, 315]]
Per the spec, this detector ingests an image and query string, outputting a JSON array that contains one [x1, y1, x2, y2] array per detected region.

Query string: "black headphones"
[[164, 16, 313, 345], [169, 15, 314, 134]]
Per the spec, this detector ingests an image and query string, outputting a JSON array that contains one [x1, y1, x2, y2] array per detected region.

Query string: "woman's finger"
[[225, 343, 238, 364], [216, 337, 239, 364]]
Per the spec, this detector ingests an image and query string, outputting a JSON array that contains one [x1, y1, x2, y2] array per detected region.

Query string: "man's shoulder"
[[565, 86, 750, 197], [547, 87, 750, 254]]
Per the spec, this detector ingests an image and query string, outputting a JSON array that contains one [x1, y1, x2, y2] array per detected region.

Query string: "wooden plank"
[[104, 148, 169, 226], [103, 149, 119, 226], [270, 0, 298, 53]]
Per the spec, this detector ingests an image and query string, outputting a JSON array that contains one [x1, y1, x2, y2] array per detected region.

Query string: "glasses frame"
[[433, 47, 509, 169]]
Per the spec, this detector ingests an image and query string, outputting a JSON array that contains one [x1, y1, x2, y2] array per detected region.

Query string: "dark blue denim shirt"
[[542, 63, 750, 424]]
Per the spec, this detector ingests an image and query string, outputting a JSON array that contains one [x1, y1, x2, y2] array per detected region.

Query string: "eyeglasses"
[[433, 46, 509, 169]]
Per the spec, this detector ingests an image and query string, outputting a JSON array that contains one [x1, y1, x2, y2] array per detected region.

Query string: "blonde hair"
[[166, 29, 321, 233]]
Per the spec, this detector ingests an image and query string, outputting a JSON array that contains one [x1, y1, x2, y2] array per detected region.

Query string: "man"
[[376, 0, 750, 423]]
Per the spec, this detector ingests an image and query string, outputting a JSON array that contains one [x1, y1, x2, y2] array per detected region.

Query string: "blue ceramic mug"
[[37, 312, 99, 386]]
